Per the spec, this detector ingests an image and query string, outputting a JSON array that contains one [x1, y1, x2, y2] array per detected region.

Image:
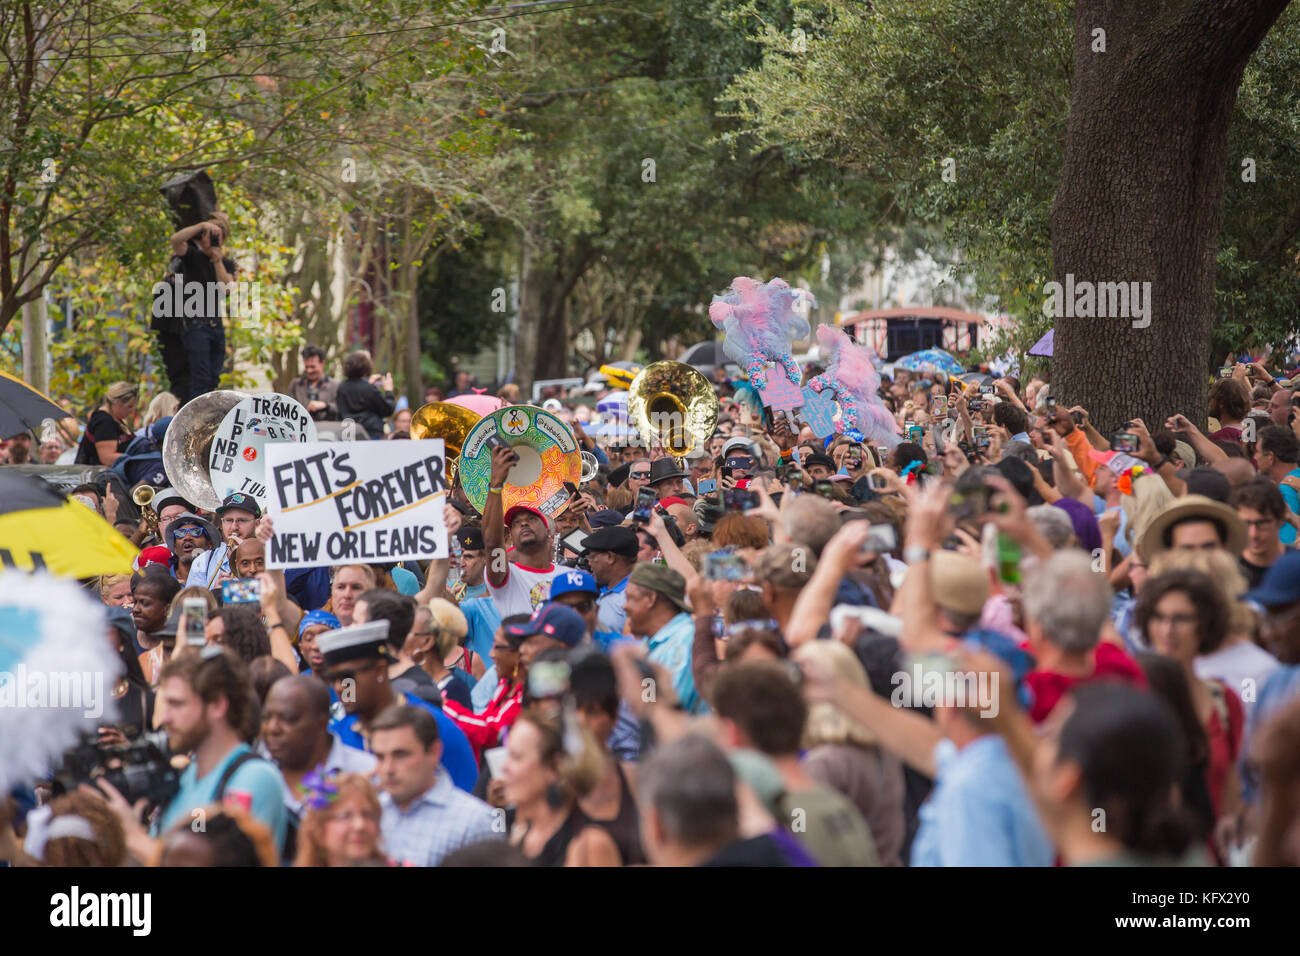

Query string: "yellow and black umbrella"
[[0, 370, 69, 437], [0, 471, 138, 576]]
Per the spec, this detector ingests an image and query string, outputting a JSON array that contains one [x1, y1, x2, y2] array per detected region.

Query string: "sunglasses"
[[563, 598, 595, 613], [630, 470, 651, 479], [324, 661, 385, 685], [173, 526, 207, 539]]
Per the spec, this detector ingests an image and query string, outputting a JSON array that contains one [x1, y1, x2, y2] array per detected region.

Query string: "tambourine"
[[458, 405, 581, 517]]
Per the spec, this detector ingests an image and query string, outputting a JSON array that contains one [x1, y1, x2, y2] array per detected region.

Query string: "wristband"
[[903, 546, 931, 564], [267, 621, 284, 631], [488, 486, 504, 494]]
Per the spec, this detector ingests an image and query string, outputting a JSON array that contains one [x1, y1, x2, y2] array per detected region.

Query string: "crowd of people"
[[4, 348, 1300, 869]]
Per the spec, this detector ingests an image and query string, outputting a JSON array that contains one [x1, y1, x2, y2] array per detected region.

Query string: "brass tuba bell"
[[409, 401, 483, 483], [161, 390, 247, 512], [627, 361, 719, 457]]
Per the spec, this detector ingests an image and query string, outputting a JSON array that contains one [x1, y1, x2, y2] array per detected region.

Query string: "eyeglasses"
[[327, 808, 379, 826], [1242, 518, 1278, 529], [325, 661, 385, 684], [1149, 613, 1199, 628], [173, 526, 207, 539]]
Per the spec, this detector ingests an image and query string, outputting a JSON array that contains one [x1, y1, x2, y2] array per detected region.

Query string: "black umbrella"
[[0, 370, 69, 438], [680, 341, 728, 369]]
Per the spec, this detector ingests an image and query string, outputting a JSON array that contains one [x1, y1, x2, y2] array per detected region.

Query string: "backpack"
[[162, 750, 298, 864], [110, 433, 166, 487]]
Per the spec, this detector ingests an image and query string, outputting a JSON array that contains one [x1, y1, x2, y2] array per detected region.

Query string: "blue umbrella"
[[894, 348, 965, 376]]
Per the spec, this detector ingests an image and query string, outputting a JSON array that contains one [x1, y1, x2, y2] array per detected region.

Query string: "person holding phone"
[[165, 210, 235, 403], [482, 445, 563, 619], [336, 350, 395, 440]]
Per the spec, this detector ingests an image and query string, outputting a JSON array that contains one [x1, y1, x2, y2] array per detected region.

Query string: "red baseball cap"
[[135, 545, 173, 572], [503, 504, 549, 531]]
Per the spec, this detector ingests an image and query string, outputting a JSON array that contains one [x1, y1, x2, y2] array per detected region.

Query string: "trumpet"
[[132, 484, 160, 540]]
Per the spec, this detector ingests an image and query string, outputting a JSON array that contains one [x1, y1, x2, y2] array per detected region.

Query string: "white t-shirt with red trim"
[[487, 558, 562, 620]]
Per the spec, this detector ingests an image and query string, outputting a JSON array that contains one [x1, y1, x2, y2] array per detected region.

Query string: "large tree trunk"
[[1051, 0, 1290, 434]]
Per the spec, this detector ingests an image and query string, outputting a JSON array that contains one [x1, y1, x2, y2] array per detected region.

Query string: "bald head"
[[261, 674, 334, 772], [269, 674, 332, 720], [233, 536, 266, 578], [1269, 387, 1294, 428], [1213, 457, 1257, 489], [667, 504, 699, 540]]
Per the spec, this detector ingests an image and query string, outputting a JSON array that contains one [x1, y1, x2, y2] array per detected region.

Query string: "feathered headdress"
[[0, 573, 122, 794], [708, 277, 814, 390], [805, 325, 898, 446]]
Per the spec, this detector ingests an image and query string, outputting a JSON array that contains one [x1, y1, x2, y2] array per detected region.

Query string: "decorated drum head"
[[209, 394, 317, 508], [459, 405, 581, 517]]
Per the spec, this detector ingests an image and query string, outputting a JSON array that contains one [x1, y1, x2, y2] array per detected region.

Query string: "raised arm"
[[786, 520, 878, 649], [483, 446, 515, 588]]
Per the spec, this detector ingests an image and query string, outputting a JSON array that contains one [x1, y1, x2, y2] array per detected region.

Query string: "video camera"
[[51, 731, 181, 810]]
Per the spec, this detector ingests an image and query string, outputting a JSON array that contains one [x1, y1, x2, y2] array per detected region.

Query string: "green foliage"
[[416, 226, 514, 385]]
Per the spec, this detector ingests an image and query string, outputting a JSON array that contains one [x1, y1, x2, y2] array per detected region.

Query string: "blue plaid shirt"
[[379, 771, 503, 866]]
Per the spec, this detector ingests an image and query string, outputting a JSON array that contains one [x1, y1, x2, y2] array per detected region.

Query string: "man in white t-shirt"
[[483, 444, 562, 619]]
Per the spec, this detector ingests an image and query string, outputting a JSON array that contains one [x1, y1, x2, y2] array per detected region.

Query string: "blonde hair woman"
[[408, 599, 475, 708], [74, 382, 138, 466], [793, 641, 907, 866], [99, 573, 133, 607], [294, 773, 393, 867], [1121, 471, 1177, 555], [141, 391, 180, 431], [501, 705, 621, 866]]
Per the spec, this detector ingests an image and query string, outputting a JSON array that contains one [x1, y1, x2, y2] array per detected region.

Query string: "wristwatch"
[[903, 546, 931, 563]]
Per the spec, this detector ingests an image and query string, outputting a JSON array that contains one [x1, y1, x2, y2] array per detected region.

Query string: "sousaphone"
[[409, 401, 482, 484], [628, 361, 719, 457], [161, 390, 247, 512]]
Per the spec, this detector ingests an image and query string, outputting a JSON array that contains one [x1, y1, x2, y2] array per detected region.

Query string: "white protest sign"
[[265, 440, 449, 569], [208, 393, 316, 506]]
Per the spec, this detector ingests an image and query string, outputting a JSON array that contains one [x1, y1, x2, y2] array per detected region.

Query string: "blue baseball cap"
[[1246, 550, 1300, 608], [550, 569, 598, 600], [506, 602, 586, 647]]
